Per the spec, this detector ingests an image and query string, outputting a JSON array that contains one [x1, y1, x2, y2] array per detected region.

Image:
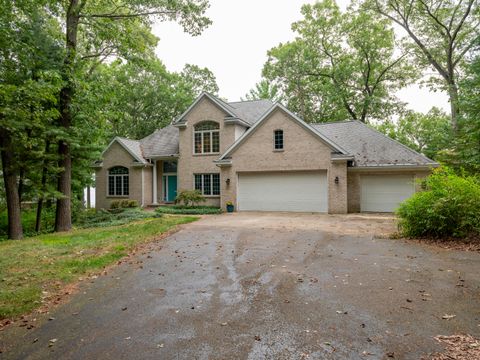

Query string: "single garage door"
[[238, 172, 328, 212], [360, 175, 414, 212]]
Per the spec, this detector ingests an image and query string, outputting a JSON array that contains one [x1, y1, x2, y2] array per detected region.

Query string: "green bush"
[[155, 205, 222, 215], [0, 207, 56, 238], [75, 208, 161, 229], [110, 199, 138, 209], [397, 168, 480, 238], [175, 190, 205, 206]]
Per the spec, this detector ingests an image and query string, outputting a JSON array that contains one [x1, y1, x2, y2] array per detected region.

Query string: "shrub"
[[155, 205, 222, 215], [110, 199, 138, 210], [75, 208, 161, 229], [397, 167, 480, 238], [175, 190, 205, 206]]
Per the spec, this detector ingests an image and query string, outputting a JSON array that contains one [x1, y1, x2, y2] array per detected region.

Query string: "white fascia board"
[[101, 137, 146, 164], [173, 92, 237, 125]]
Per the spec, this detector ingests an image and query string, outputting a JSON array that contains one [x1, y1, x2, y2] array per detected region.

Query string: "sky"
[[152, 0, 450, 114]]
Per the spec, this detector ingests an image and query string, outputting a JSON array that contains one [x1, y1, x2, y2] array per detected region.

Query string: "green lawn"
[[0, 215, 197, 319]]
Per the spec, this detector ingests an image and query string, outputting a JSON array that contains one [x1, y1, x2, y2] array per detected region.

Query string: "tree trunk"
[[35, 140, 50, 233], [0, 131, 23, 240], [448, 81, 460, 132], [55, 0, 81, 232]]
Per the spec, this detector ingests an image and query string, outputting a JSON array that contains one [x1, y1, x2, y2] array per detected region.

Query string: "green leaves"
[[263, 0, 416, 123]]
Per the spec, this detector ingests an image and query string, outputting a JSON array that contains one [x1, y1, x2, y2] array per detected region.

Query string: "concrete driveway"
[[1, 213, 479, 359]]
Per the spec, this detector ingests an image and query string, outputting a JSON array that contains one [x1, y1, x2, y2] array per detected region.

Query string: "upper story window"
[[274, 129, 284, 150], [194, 121, 220, 154], [108, 166, 129, 196]]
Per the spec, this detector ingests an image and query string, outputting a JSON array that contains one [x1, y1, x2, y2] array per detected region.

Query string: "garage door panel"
[[238, 172, 327, 212], [361, 175, 414, 212]]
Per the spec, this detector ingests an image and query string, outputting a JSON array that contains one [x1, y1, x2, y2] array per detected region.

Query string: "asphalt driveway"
[[1, 213, 479, 359]]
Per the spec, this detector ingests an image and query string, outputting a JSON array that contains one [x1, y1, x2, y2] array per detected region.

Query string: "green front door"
[[167, 175, 177, 202]]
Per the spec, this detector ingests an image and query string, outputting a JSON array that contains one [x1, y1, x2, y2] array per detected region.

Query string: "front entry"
[[163, 175, 177, 202]]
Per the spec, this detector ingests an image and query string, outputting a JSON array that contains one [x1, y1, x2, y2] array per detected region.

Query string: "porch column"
[[152, 160, 158, 205]]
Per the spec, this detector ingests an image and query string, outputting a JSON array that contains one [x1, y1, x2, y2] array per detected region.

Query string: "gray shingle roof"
[[140, 125, 179, 158], [312, 120, 437, 167], [116, 137, 147, 164], [224, 99, 274, 125]]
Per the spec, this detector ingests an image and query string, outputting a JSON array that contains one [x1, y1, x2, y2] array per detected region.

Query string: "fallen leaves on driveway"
[[427, 334, 480, 359]]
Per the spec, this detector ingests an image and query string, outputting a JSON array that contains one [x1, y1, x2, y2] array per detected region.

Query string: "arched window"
[[108, 166, 129, 196], [194, 121, 220, 154]]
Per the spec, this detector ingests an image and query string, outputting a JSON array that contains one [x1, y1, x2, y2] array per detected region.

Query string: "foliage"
[[397, 168, 480, 238], [0, 215, 198, 319], [91, 59, 218, 140], [155, 205, 222, 215], [75, 208, 159, 228], [0, 208, 56, 238], [174, 190, 206, 206], [377, 107, 452, 160], [370, 0, 480, 130], [180, 63, 219, 96], [110, 199, 139, 209], [454, 44, 480, 174], [263, 0, 416, 123], [243, 79, 282, 102]]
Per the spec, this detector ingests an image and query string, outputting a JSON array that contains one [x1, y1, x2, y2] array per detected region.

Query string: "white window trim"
[[193, 122, 220, 155], [194, 173, 220, 197]]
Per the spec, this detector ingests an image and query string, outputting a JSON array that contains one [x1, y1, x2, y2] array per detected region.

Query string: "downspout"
[[152, 160, 158, 205], [141, 167, 145, 207]]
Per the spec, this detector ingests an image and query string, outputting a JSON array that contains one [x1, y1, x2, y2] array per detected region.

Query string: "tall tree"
[[377, 107, 452, 160], [0, 2, 62, 239], [54, 0, 211, 231], [455, 44, 480, 173], [243, 79, 282, 102], [180, 64, 219, 96], [371, 0, 480, 130], [264, 0, 416, 123], [91, 59, 218, 140]]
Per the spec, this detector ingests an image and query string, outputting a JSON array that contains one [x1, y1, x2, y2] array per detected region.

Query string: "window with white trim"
[[194, 174, 220, 196], [108, 166, 129, 196], [194, 121, 220, 154], [274, 129, 284, 150]]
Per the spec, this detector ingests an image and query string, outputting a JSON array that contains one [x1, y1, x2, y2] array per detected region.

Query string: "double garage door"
[[237, 172, 415, 213], [238, 172, 328, 212]]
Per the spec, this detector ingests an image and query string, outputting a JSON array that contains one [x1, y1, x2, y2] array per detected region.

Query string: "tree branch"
[[81, 10, 177, 19]]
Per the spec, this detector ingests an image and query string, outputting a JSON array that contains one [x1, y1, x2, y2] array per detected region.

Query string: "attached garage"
[[237, 171, 328, 212], [360, 175, 415, 212]]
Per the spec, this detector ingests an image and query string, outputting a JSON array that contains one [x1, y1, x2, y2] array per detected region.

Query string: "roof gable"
[[218, 103, 348, 160], [173, 92, 237, 125], [102, 137, 147, 164]]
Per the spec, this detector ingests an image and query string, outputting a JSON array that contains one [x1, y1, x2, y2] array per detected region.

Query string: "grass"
[[0, 215, 198, 320], [155, 205, 223, 215]]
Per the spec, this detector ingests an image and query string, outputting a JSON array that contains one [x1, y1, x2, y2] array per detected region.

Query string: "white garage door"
[[238, 172, 328, 212], [360, 175, 414, 212]]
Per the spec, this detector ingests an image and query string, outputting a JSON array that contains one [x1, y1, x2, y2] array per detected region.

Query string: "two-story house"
[[94, 92, 437, 213]]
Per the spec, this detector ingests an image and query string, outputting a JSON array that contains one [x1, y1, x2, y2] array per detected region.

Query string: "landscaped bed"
[[0, 215, 198, 320], [155, 205, 223, 215]]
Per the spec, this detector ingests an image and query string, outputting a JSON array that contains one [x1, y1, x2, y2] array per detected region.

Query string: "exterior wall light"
[[226, 178, 231, 186], [334, 176, 339, 184]]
